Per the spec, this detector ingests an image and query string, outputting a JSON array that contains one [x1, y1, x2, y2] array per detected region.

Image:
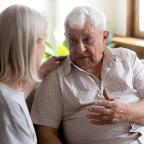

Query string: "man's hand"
[[87, 89, 132, 124]]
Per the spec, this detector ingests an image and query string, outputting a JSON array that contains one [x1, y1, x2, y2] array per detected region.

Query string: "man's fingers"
[[95, 100, 114, 108], [88, 106, 113, 115], [87, 114, 115, 124]]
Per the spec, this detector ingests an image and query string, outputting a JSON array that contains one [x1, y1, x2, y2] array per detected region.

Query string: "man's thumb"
[[103, 89, 114, 101]]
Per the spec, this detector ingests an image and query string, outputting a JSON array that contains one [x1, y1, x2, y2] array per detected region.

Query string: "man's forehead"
[[66, 26, 95, 37], [68, 34, 92, 40]]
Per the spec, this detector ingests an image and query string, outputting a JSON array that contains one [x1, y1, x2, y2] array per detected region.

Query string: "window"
[[139, 0, 144, 31], [128, 0, 144, 38], [134, 0, 144, 38]]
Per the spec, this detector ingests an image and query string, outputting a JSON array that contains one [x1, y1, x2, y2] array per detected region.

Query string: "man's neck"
[[83, 60, 103, 79]]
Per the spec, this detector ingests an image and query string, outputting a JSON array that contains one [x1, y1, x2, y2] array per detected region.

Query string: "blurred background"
[[0, 0, 144, 58]]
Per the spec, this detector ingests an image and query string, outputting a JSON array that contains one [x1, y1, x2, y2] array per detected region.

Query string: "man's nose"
[[77, 41, 86, 54]]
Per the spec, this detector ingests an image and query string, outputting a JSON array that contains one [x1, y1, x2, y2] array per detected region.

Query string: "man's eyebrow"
[[83, 33, 91, 37], [67, 33, 74, 37]]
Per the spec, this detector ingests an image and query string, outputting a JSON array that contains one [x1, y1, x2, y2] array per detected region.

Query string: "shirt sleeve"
[[0, 96, 35, 144], [31, 70, 63, 129], [132, 52, 144, 98]]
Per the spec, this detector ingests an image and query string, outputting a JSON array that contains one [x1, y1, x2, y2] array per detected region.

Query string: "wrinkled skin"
[[87, 89, 132, 124]]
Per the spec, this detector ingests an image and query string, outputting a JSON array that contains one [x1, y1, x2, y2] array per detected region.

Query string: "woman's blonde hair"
[[0, 5, 47, 84]]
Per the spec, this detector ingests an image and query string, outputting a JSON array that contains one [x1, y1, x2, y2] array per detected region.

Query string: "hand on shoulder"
[[38, 56, 66, 79]]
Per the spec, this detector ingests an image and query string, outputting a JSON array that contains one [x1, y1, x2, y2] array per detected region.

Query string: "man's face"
[[66, 22, 107, 70]]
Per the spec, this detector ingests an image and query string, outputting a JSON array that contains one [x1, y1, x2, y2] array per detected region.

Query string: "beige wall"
[[54, 0, 128, 47], [0, 0, 128, 46]]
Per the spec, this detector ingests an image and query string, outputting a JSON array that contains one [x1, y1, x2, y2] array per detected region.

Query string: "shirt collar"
[[64, 47, 124, 76]]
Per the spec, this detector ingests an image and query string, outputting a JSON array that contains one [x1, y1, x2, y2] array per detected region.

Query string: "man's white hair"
[[64, 6, 107, 31]]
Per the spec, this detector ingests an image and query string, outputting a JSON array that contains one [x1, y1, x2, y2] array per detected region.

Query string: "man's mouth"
[[79, 55, 90, 58]]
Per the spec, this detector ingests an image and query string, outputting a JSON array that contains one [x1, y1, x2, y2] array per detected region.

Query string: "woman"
[[0, 5, 62, 144]]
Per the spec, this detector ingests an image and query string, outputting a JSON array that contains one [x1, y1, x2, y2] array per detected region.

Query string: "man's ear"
[[103, 31, 109, 40]]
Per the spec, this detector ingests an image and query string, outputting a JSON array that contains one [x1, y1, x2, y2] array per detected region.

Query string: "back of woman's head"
[[64, 6, 107, 31], [0, 5, 47, 84]]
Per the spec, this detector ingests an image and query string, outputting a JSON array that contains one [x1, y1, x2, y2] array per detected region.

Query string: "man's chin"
[[76, 63, 92, 69], [72, 58, 94, 68]]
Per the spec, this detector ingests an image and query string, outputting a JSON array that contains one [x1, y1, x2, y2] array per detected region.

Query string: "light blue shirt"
[[0, 83, 37, 144]]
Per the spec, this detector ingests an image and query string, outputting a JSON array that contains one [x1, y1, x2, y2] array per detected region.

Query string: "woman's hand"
[[38, 56, 65, 79], [25, 56, 65, 100]]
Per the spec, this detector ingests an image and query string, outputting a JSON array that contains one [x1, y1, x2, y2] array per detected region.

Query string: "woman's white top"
[[0, 82, 37, 144]]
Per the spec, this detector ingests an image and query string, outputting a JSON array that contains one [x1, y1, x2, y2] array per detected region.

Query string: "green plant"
[[55, 39, 69, 56], [42, 42, 55, 62], [106, 32, 115, 48], [42, 40, 69, 62]]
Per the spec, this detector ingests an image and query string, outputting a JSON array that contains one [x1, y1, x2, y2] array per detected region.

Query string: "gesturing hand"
[[87, 89, 132, 124]]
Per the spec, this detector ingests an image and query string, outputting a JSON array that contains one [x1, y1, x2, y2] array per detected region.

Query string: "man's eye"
[[69, 38, 77, 44], [83, 37, 91, 43]]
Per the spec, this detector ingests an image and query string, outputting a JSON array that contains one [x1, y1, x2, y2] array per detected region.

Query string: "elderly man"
[[31, 6, 144, 144]]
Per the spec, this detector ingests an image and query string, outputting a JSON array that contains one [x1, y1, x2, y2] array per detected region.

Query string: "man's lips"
[[78, 55, 90, 58]]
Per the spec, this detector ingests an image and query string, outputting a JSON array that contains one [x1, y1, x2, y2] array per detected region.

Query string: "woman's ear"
[[36, 38, 43, 46], [103, 31, 109, 40]]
